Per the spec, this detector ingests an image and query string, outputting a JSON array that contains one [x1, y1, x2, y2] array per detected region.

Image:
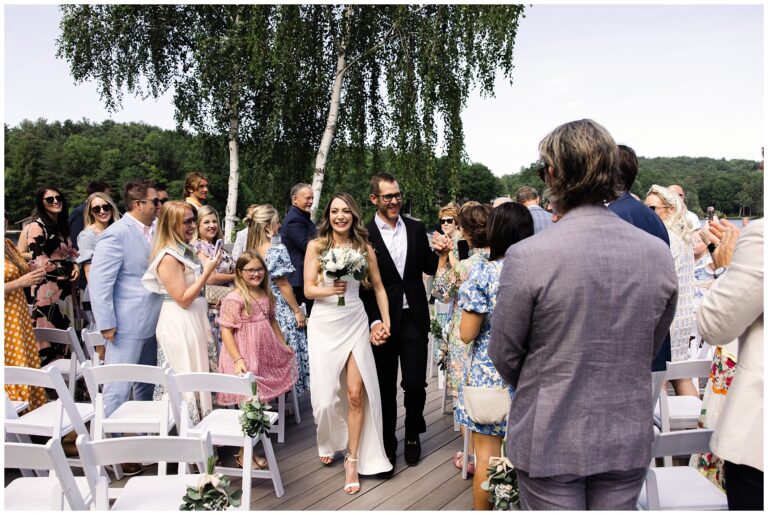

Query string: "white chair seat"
[[43, 359, 82, 379], [12, 400, 29, 413], [4, 476, 92, 510], [638, 467, 728, 510], [111, 474, 204, 511], [187, 409, 278, 445], [103, 401, 175, 434], [6, 400, 95, 437], [654, 396, 702, 430]]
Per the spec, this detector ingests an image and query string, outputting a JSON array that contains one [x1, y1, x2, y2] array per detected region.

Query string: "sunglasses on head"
[[91, 204, 112, 214], [43, 195, 62, 205], [439, 218, 455, 224]]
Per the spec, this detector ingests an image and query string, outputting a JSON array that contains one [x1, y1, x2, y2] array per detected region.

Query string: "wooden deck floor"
[[5, 371, 473, 511]]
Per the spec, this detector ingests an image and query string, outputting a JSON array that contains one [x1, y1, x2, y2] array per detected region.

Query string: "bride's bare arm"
[[367, 244, 390, 332], [303, 240, 345, 300]]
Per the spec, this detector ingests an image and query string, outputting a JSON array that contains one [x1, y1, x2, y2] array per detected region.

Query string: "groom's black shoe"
[[404, 436, 421, 465], [377, 455, 396, 478]]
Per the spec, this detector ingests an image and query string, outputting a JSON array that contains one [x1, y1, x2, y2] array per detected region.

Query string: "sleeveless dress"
[[142, 245, 217, 425], [306, 275, 392, 476]]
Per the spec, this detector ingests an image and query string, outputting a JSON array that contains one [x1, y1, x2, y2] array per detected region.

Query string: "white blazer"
[[698, 218, 763, 472]]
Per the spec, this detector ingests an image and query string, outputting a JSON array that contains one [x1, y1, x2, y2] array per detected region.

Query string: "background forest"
[[5, 119, 763, 238]]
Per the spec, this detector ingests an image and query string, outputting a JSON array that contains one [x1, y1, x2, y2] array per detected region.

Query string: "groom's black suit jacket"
[[362, 216, 439, 335]]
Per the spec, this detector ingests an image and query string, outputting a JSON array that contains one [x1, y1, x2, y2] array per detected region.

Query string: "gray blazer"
[[488, 204, 678, 478], [89, 215, 162, 340]]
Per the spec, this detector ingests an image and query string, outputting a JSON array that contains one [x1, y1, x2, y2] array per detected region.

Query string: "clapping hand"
[[431, 232, 452, 255]]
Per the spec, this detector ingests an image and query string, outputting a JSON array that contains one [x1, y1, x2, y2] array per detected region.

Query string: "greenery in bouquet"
[[180, 456, 242, 511], [481, 440, 520, 510], [430, 316, 444, 341], [239, 383, 273, 438], [318, 246, 368, 305]]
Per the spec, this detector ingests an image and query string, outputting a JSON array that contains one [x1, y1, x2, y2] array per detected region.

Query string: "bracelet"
[[233, 357, 244, 364]]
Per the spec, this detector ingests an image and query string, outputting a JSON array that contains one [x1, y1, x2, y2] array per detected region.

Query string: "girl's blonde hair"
[[84, 192, 121, 228], [245, 204, 280, 254], [194, 205, 223, 243], [233, 250, 276, 317], [150, 201, 196, 261], [646, 184, 692, 245], [315, 192, 371, 288]]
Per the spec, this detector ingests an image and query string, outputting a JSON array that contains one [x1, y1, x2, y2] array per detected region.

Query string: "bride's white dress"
[[307, 276, 393, 475]]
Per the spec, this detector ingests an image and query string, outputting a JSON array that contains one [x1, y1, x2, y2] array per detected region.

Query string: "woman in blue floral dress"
[[457, 202, 533, 510], [246, 205, 309, 396]]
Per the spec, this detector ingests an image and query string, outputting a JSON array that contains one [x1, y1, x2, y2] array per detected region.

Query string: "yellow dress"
[[4, 240, 47, 410]]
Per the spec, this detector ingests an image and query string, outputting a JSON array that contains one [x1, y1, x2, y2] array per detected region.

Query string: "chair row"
[[5, 365, 284, 510]]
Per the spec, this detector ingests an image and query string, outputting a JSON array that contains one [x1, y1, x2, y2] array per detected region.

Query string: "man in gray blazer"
[[90, 180, 163, 421], [488, 119, 678, 510]]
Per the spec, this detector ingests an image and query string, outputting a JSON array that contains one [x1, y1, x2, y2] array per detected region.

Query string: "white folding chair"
[[36, 327, 90, 398], [77, 433, 213, 511], [4, 438, 91, 510], [167, 371, 284, 509], [82, 362, 176, 477], [654, 359, 711, 431], [81, 328, 107, 366], [11, 399, 29, 414], [268, 385, 301, 443], [637, 428, 728, 510], [4, 366, 96, 472]]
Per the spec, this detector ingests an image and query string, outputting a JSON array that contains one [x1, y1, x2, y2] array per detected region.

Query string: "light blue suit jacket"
[[89, 215, 162, 340]]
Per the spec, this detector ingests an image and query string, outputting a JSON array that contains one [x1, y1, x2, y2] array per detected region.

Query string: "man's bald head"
[[667, 184, 685, 201]]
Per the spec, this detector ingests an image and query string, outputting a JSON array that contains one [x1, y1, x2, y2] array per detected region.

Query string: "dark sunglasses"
[[91, 204, 113, 214], [648, 205, 666, 211], [43, 195, 63, 205], [136, 198, 162, 207], [159, 198, 170, 204], [536, 159, 549, 182], [439, 218, 455, 224]]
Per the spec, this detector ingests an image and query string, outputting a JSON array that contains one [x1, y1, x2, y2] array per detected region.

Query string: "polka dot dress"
[[4, 240, 47, 410]]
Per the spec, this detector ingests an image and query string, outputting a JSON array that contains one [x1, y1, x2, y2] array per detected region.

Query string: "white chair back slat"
[[80, 329, 106, 365], [662, 359, 711, 382], [82, 363, 168, 388], [650, 428, 714, 458], [34, 327, 88, 365]]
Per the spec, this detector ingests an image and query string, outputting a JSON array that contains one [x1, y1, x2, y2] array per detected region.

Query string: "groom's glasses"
[[375, 192, 403, 203]]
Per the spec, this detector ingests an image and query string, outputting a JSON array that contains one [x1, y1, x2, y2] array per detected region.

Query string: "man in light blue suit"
[[89, 179, 162, 420]]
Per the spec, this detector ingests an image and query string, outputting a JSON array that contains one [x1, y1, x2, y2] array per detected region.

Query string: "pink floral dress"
[[216, 291, 298, 405]]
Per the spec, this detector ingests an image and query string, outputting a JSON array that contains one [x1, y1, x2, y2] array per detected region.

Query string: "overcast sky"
[[4, 3, 764, 176]]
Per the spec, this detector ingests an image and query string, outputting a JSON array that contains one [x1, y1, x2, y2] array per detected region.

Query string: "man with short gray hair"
[[280, 183, 317, 314], [489, 119, 678, 510], [515, 186, 552, 233]]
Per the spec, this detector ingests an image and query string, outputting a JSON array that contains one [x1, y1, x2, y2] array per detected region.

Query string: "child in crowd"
[[217, 250, 298, 469]]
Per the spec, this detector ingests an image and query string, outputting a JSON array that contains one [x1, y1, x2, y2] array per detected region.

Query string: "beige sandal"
[[235, 451, 268, 470], [343, 454, 360, 495]]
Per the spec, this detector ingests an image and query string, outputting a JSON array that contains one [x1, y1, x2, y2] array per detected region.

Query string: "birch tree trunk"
[[224, 114, 240, 242], [310, 6, 352, 222]]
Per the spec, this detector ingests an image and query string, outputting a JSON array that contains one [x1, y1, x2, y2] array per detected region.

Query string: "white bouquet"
[[317, 246, 367, 306]]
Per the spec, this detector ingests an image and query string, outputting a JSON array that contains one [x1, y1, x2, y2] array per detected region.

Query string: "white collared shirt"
[[124, 212, 154, 245], [375, 212, 409, 309]]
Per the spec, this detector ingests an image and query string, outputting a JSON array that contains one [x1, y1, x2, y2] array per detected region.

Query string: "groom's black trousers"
[[372, 308, 428, 457]]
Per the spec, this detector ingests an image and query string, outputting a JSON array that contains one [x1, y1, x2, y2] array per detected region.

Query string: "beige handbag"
[[462, 341, 511, 425], [204, 285, 231, 307]]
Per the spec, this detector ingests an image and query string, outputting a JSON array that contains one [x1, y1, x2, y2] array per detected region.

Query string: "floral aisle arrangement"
[[317, 246, 367, 306], [180, 456, 242, 511], [481, 440, 520, 510], [239, 383, 273, 438]]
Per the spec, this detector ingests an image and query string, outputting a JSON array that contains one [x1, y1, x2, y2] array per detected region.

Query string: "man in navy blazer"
[[280, 183, 317, 315], [89, 180, 162, 420], [608, 144, 671, 371], [363, 173, 445, 475]]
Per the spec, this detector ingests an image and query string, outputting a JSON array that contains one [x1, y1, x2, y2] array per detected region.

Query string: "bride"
[[304, 192, 393, 494]]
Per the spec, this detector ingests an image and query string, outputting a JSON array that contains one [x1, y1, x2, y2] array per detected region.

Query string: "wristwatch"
[[707, 242, 717, 254], [713, 266, 728, 279]]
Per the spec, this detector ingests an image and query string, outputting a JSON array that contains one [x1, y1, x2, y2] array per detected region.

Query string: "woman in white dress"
[[142, 201, 221, 424], [304, 192, 392, 494]]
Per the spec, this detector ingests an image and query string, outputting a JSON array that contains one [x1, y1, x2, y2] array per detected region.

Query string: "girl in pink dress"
[[217, 250, 298, 468]]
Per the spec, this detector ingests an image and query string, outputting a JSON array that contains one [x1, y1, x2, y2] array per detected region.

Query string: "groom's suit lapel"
[[368, 219, 398, 278]]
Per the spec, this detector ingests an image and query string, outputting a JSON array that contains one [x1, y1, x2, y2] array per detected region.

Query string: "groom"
[[363, 172, 444, 477]]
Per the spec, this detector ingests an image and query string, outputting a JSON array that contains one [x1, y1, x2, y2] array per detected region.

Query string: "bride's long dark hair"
[[314, 192, 371, 288]]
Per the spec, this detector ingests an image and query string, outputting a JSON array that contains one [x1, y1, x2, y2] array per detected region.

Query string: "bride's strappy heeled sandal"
[[343, 454, 361, 495]]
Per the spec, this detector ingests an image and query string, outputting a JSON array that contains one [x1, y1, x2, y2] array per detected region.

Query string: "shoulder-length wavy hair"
[[646, 184, 692, 245], [83, 192, 121, 228], [233, 250, 276, 317], [194, 204, 223, 243], [150, 201, 195, 261], [315, 192, 371, 288], [33, 186, 69, 238], [538, 119, 619, 214], [245, 204, 280, 254]]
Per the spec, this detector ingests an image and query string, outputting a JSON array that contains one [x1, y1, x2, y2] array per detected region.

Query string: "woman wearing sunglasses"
[[75, 192, 121, 341], [23, 186, 79, 365]]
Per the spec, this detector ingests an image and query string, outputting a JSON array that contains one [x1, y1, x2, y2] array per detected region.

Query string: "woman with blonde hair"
[[231, 204, 259, 260], [142, 201, 221, 423], [304, 192, 393, 493], [645, 184, 697, 397], [245, 204, 309, 395]]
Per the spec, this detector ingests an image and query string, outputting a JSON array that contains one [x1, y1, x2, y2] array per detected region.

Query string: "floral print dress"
[[431, 248, 490, 396], [265, 244, 310, 395], [456, 258, 513, 436], [193, 239, 236, 353]]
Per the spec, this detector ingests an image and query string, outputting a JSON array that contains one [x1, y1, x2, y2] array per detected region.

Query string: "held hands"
[[370, 321, 391, 346]]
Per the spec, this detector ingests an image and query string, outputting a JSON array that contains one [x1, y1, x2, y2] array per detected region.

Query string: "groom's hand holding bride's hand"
[[370, 322, 390, 346]]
